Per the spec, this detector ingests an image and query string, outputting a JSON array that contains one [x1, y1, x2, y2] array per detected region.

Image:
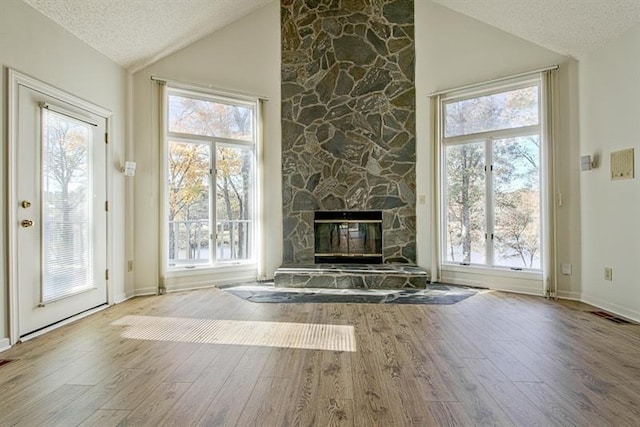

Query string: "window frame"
[[162, 87, 258, 274], [439, 77, 544, 274]]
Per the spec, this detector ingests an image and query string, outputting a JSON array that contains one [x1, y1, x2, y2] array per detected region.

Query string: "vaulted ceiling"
[[21, 0, 640, 72], [433, 0, 640, 59], [21, 0, 270, 71]]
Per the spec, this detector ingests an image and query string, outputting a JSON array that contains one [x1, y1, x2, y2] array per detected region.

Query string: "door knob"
[[21, 219, 34, 228], [21, 200, 31, 208]]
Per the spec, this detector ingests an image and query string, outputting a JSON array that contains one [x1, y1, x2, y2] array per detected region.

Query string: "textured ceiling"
[[433, 0, 640, 59], [21, 0, 271, 71], [21, 0, 640, 72]]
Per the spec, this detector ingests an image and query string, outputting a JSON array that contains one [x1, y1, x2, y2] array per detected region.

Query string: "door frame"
[[7, 69, 113, 344]]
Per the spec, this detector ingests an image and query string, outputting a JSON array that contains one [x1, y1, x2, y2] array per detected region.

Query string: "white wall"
[[414, 0, 580, 296], [579, 24, 640, 320], [0, 0, 128, 346], [132, 2, 282, 292]]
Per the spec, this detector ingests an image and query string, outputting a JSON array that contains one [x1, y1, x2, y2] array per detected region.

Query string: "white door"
[[16, 84, 108, 337]]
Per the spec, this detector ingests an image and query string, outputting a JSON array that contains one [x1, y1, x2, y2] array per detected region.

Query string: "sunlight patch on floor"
[[111, 315, 356, 352]]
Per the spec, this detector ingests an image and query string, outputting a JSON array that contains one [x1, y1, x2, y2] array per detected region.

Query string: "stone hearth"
[[274, 263, 428, 289]]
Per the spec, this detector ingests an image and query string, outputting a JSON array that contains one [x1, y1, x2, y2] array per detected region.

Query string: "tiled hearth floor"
[[221, 282, 479, 305]]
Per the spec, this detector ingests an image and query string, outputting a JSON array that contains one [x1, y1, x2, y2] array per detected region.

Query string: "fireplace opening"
[[314, 211, 383, 264]]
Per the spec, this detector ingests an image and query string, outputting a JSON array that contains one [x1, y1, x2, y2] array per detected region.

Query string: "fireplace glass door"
[[314, 211, 382, 264]]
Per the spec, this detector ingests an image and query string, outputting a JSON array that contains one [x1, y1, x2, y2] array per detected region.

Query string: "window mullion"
[[210, 141, 216, 265], [443, 125, 541, 146], [486, 138, 495, 267]]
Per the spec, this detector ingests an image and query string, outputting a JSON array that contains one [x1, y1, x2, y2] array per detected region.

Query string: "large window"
[[442, 81, 542, 271], [165, 88, 257, 270]]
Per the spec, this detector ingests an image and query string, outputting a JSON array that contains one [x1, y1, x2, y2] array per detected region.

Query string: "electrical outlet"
[[127, 260, 133, 272], [604, 267, 613, 281], [561, 264, 572, 275], [418, 194, 426, 204]]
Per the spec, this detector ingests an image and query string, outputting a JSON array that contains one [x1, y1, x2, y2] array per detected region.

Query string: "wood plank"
[[0, 350, 104, 415], [156, 344, 247, 426], [516, 381, 604, 426], [0, 349, 88, 395], [1, 286, 640, 425], [318, 350, 353, 400], [196, 345, 272, 425], [390, 378, 440, 425], [393, 309, 466, 402], [44, 369, 149, 427], [424, 340, 515, 426], [276, 349, 323, 426], [6, 384, 91, 427], [235, 377, 292, 426], [162, 343, 222, 383], [471, 339, 541, 382], [347, 306, 399, 426], [99, 342, 198, 410], [425, 401, 477, 427], [499, 339, 640, 425], [317, 398, 355, 427], [260, 347, 306, 378], [121, 382, 191, 426], [463, 357, 558, 426], [78, 409, 130, 427]]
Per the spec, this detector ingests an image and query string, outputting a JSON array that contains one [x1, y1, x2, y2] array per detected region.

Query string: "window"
[[165, 88, 257, 270], [441, 81, 542, 271]]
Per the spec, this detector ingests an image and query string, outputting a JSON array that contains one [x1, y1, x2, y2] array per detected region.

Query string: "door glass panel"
[[168, 141, 211, 268], [216, 146, 252, 261], [444, 142, 486, 264], [493, 135, 541, 269], [41, 109, 93, 302]]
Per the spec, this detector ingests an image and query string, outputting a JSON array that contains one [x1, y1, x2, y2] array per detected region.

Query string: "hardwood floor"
[[1, 286, 640, 426]]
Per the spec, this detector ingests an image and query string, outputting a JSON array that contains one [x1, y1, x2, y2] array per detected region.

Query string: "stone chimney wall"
[[281, 0, 416, 263]]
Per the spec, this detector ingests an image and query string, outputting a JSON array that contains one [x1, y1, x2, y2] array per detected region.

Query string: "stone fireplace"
[[281, 0, 417, 265]]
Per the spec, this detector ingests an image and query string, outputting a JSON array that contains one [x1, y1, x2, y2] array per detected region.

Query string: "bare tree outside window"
[[216, 146, 252, 260], [167, 141, 209, 265], [443, 84, 541, 269], [42, 110, 93, 298], [494, 136, 541, 268], [166, 92, 255, 268], [445, 142, 485, 264]]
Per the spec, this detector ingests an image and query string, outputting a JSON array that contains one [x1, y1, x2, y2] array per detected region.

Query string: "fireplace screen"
[[314, 211, 383, 264]]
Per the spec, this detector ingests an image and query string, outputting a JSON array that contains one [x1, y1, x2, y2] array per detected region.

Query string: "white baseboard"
[[130, 287, 159, 297], [556, 290, 582, 301], [579, 293, 640, 323], [123, 276, 255, 297], [438, 276, 544, 297], [165, 275, 256, 293], [478, 282, 545, 297], [0, 338, 11, 354], [113, 291, 135, 304]]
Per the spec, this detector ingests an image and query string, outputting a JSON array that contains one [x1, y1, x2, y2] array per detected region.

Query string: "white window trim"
[[437, 75, 546, 289], [160, 85, 259, 277]]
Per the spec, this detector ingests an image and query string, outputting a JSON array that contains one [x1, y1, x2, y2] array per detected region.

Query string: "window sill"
[[164, 262, 257, 278], [441, 264, 542, 281]]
